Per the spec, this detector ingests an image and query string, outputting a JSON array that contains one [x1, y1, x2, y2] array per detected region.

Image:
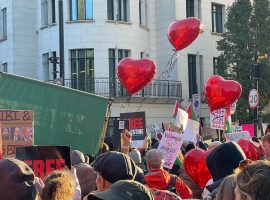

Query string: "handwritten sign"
[[225, 131, 251, 142], [1, 110, 34, 158], [157, 131, 184, 169], [183, 119, 200, 143], [174, 108, 188, 130], [210, 109, 226, 130], [232, 125, 242, 133]]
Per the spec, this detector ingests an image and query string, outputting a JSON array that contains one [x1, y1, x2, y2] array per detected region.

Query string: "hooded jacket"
[[144, 169, 192, 199]]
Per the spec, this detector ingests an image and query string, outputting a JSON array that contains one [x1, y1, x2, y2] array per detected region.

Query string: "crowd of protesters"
[[0, 129, 270, 200]]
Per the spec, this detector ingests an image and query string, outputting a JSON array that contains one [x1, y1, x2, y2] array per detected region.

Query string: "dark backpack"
[[165, 175, 178, 195]]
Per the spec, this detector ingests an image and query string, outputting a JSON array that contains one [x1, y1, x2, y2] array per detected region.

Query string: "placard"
[[183, 119, 200, 143], [16, 146, 71, 179], [157, 131, 184, 169], [241, 124, 254, 137], [224, 131, 251, 142], [113, 119, 129, 151], [1, 110, 34, 158], [120, 112, 146, 148], [210, 109, 226, 130]]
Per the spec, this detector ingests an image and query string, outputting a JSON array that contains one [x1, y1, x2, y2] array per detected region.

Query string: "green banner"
[[0, 73, 108, 155]]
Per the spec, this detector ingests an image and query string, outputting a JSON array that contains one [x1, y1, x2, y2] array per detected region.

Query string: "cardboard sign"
[[225, 131, 251, 142], [210, 109, 226, 130], [157, 131, 184, 169], [174, 108, 188, 130], [1, 110, 34, 158], [241, 124, 254, 137], [16, 146, 71, 179], [120, 112, 146, 148], [113, 119, 129, 151], [183, 119, 200, 143], [230, 102, 237, 115], [232, 125, 242, 133]]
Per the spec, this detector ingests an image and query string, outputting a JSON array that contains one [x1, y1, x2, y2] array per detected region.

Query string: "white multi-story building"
[[0, 0, 234, 135]]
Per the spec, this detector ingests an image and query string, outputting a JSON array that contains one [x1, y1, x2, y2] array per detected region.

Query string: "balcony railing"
[[48, 78, 182, 99]]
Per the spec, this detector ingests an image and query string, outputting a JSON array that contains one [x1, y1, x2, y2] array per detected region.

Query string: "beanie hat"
[[206, 142, 246, 182], [71, 150, 85, 165], [0, 158, 36, 200], [91, 151, 137, 183]]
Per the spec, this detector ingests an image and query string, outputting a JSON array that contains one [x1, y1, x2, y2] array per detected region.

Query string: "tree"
[[216, 0, 270, 124]]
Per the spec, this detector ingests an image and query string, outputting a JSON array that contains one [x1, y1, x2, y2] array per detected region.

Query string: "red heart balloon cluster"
[[117, 58, 157, 95], [205, 75, 242, 111], [237, 138, 261, 161], [167, 17, 201, 51], [184, 148, 212, 189]]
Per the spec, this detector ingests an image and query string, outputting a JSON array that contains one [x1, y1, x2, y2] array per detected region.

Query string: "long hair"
[[215, 174, 236, 200]]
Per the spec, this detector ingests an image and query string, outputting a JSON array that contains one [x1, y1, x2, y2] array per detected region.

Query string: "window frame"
[[188, 54, 198, 99], [70, 0, 93, 21], [212, 3, 223, 33], [107, 0, 129, 22]]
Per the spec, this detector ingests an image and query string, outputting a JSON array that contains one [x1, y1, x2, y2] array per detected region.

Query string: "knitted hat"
[[0, 158, 36, 200], [71, 150, 85, 165], [206, 142, 246, 182]]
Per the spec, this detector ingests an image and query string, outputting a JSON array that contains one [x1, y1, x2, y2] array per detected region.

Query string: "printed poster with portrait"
[[1, 110, 34, 158]]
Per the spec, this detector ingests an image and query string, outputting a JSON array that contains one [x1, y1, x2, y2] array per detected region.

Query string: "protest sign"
[[174, 108, 188, 130], [230, 102, 237, 114], [16, 146, 71, 179], [157, 131, 184, 169], [1, 110, 34, 158], [232, 125, 242, 133], [210, 109, 226, 130], [183, 119, 200, 143], [120, 112, 146, 148], [113, 119, 129, 151], [242, 124, 254, 137], [225, 131, 251, 142]]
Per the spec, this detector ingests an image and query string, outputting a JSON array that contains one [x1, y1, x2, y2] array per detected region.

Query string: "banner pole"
[[99, 99, 113, 154]]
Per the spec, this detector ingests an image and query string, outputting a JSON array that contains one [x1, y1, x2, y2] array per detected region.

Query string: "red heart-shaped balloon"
[[237, 138, 261, 161], [117, 58, 157, 95], [167, 17, 201, 51], [205, 75, 242, 111], [184, 148, 212, 189]]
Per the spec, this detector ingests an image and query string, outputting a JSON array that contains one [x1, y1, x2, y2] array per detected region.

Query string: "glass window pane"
[[71, 60, 77, 79], [85, 0, 93, 20], [78, 49, 85, 58], [86, 49, 94, 58], [71, 0, 77, 20], [78, 0, 85, 20], [71, 50, 76, 59], [107, 0, 114, 20]]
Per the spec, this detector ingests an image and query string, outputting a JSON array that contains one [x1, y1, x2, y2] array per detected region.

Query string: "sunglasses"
[[238, 159, 253, 180]]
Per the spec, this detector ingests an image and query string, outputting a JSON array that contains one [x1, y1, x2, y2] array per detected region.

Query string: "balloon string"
[[136, 51, 179, 111]]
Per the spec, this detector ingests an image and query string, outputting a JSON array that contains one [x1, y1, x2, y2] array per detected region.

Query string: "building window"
[[212, 3, 223, 33], [41, 0, 56, 26], [1, 63, 7, 72], [139, 0, 147, 26], [0, 8, 7, 39], [109, 48, 130, 96], [186, 0, 201, 19], [186, 0, 194, 17], [107, 0, 129, 22], [70, 0, 93, 21], [71, 49, 94, 93], [140, 52, 149, 58], [188, 54, 198, 99], [213, 57, 220, 75]]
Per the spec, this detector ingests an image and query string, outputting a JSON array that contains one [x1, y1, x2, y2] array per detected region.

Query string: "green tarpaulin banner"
[[0, 73, 109, 155]]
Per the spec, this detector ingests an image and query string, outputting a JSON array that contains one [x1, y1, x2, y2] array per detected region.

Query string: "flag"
[[225, 115, 233, 133], [186, 101, 198, 121], [172, 100, 180, 118]]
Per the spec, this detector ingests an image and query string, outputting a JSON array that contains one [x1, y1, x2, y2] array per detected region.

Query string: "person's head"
[[235, 160, 270, 200], [71, 150, 85, 165], [206, 142, 246, 182], [86, 180, 154, 200], [14, 127, 21, 137], [91, 151, 137, 191], [2, 127, 9, 140], [129, 148, 142, 164], [145, 149, 164, 170], [215, 174, 236, 200], [23, 127, 32, 140], [41, 170, 75, 200], [261, 134, 270, 158], [0, 158, 37, 199]]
